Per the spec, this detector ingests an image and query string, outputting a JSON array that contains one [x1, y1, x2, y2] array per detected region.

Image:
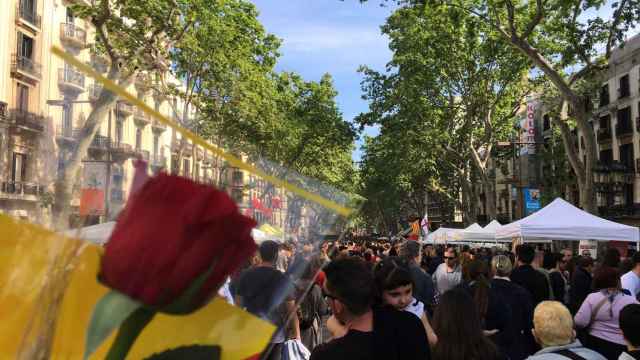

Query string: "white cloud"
[[279, 24, 387, 53]]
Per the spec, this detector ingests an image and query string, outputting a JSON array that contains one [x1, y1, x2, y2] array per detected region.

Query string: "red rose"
[[101, 173, 257, 309]]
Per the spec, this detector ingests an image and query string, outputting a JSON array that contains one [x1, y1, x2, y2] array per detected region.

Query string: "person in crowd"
[[276, 242, 293, 273], [604, 248, 622, 269], [400, 241, 436, 311], [373, 257, 438, 347], [528, 301, 606, 360], [548, 252, 570, 306], [310, 256, 430, 360], [296, 255, 329, 351], [538, 250, 556, 300], [459, 259, 509, 341], [431, 288, 503, 360], [575, 266, 639, 360], [490, 255, 536, 360], [432, 247, 462, 296], [619, 304, 640, 360], [427, 246, 444, 275], [621, 252, 640, 300], [511, 244, 551, 307], [571, 256, 595, 314], [235, 241, 300, 360]]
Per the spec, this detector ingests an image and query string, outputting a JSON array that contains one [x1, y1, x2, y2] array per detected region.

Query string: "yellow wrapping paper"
[[0, 214, 274, 359]]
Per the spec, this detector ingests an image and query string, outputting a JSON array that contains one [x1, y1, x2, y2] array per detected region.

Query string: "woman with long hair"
[[575, 266, 639, 359], [432, 288, 503, 360], [460, 259, 509, 339]]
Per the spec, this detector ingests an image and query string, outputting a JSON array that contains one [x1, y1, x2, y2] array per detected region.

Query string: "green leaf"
[[84, 290, 142, 360]]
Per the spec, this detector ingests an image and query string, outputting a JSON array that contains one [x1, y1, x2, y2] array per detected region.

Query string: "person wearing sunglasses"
[[310, 257, 430, 360], [432, 247, 462, 297]]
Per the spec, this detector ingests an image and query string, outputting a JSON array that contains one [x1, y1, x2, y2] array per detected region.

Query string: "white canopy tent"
[[63, 221, 275, 245], [462, 220, 502, 243], [495, 198, 640, 244], [424, 227, 464, 245]]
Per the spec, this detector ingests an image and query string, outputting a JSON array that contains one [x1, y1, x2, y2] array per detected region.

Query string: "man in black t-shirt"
[[235, 241, 298, 360], [311, 257, 430, 360]]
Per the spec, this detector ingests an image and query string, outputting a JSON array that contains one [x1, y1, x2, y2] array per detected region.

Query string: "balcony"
[[90, 52, 110, 73], [135, 149, 150, 161], [88, 84, 103, 102], [55, 125, 81, 145], [60, 23, 87, 48], [172, 138, 193, 154], [133, 108, 150, 126], [89, 135, 110, 151], [8, 109, 45, 133], [597, 127, 612, 143], [616, 122, 633, 139], [135, 73, 150, 93], [115, 101, 134, 117], [16, 2, 41, 30], [0, 181, 42, 201], [110, 141, 135, 159], [151, 120, 167, 132], [11, 54, 42, 81], [151, 154, 167, 169], [58, 68, 85, 93]]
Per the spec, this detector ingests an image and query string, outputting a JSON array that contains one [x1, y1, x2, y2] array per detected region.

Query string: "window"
[[12, 152, 27, 183], [62, 104, 72, 131], [618, 107, 632, 128], [66, 7, 74, 24], [231, 188, 243, 203], [183, 159, 191, 177], [153, 134, 159, 158], [17, 32, 33, 59], [17, 83, 29, 111], [195, 164, 200, 182], [620, 143, 634, 171], [599, 114, 611, 129], [599, 84, 609, 107], [619, 74, 630, 99], [135, 128, 142, 150], [543, 114, 550, 131], [115, 120, 123, 144], [600, 149, 613, 165]]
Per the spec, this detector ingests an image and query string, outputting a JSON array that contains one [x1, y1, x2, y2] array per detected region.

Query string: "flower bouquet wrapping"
[[84, 161, 257, 360]]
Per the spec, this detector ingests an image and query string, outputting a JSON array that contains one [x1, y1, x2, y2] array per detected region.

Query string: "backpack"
[[298, 283, 321, 330]]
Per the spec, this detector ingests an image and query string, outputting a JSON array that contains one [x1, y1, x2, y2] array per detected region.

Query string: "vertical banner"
[[80, 162, 107, 216], [519, 101, 537, 155], [524, 188, 541, 216]]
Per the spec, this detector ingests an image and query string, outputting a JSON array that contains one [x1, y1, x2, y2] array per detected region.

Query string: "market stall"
[[495, 198, 640, 246]]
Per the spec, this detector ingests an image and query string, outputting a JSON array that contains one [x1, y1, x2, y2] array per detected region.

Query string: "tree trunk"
[[51, 71, 123, 229]]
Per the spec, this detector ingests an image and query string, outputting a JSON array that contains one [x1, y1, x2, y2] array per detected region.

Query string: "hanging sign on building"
[[80, 162, 107, 216], [524, 188, 541, 215], [520, 101, 537, 155]]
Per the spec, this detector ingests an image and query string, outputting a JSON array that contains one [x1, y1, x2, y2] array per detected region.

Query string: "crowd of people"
[[226, 238, 640, 360]]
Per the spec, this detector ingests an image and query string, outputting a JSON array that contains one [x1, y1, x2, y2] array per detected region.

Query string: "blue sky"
[[251, 1, 638, 163], [251, 0, 394, 162]]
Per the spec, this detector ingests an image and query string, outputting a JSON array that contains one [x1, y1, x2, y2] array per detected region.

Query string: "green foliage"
[[357, 1, 529, 227]]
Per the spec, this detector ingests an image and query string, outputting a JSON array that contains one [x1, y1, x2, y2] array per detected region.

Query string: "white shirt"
[[403, 297, 425, 319], [621, 270, 640, 297]]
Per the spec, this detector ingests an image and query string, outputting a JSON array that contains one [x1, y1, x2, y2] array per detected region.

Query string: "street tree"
[[360, 0, 640, 214], [55, 0, 198, 228], [358, 3, 530, 223]]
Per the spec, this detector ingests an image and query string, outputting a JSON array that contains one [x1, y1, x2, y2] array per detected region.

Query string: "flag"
[[420, 212, 429, 238]]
